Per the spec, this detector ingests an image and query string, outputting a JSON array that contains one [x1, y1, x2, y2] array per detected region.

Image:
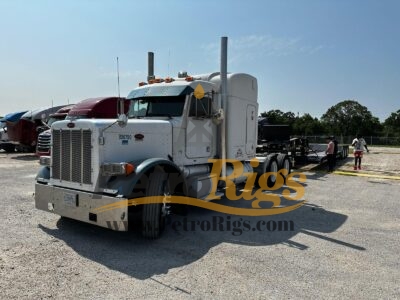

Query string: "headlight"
[[39, 156, 51, 166], [101, 162, 135, 176]]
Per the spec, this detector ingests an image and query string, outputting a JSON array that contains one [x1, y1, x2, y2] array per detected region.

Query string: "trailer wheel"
[[277, 154, 291, 182], [141, 167, 169, 239]]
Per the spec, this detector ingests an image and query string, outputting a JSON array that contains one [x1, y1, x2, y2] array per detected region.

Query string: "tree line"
[[260, 100, 400, 139]]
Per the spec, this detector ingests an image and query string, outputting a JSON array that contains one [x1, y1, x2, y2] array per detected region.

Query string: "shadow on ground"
[[38, 187, 364, 280], [11, 154, 38, 161]]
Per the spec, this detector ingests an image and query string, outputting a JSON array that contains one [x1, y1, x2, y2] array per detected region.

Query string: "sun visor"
[[127, 85, 194, 99]]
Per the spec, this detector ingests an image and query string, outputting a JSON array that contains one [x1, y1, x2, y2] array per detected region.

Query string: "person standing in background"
[[326, 136, 335, 172], [358, 136, 370, 153], [352, 134, 366, 170], [333, 136, 338, 167]]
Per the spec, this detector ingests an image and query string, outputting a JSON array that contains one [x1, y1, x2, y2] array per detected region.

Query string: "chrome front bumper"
[[35, 183, 128, 231]]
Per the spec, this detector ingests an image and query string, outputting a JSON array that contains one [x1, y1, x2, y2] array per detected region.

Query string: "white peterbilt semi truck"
[[35, 37, 291, 238]]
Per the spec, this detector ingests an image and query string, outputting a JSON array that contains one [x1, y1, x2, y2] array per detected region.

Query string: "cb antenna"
[[116, 56, 127, 127], [117, 57, 121, 100]]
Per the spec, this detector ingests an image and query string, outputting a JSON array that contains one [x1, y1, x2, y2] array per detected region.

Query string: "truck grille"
[[37, 133, 51, 153], [52, 129, 92, 184]]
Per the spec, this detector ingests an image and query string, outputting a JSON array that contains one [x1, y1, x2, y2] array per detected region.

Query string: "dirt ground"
[[337, 146, 400, 176], [0, 148, 399, 299]]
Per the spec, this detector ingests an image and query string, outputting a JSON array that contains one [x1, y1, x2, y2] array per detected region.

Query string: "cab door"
[[185, 93, 215, 159]]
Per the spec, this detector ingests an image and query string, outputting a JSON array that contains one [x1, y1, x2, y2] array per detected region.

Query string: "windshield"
[[65, 115, 88, 121], [128, 96, 186, 118], [47, 116, 65, 126]]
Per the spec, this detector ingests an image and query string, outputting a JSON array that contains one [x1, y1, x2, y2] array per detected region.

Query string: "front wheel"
[[141, 167, 169, 239]]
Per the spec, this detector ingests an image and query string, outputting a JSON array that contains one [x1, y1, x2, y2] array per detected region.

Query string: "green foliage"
[[259, 100, 398, 139], [292, 113, 324, 135], [320, 100, 381, 136], [383, 109, 400, 137], [259, 110, 324, 135], [260, 110, 295, 126]]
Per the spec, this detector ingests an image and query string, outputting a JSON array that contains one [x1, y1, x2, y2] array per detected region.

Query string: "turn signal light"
[[124, 163, 135, 175]]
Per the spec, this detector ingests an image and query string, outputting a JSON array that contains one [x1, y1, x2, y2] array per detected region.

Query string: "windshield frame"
[[128, 95, 187, 118]]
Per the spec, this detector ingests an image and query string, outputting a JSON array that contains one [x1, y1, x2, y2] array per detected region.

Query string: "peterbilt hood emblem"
[[134, 133, 144, 140]]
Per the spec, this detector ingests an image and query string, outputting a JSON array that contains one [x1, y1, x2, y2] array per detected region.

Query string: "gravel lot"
[[0, 147, 399, 299]]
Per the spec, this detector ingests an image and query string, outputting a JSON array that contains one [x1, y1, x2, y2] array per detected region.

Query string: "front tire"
[[141, 167, 169, 239]]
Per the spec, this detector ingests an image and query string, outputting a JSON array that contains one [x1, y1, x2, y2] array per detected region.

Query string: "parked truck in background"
[[35, 37, 293, 238], [36, 97, 128, 156], [66, 96, 129, 119], [36, 105, 74, 156], [257, 119, 349, 167], [0, 111, 27, 152], [7, 105, 67, 152]]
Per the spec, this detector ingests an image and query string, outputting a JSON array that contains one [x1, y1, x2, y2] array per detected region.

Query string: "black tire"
[[28, 145, 36, 153], [255, 155, 278, 189], [266, 157, 278, 188], [277, 153, 291, 183], [2, 144, 15, 153], [141, 167, 168, 239]]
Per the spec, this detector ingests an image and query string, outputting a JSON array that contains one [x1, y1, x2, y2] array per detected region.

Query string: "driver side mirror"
[[117, 98, 128, 127]]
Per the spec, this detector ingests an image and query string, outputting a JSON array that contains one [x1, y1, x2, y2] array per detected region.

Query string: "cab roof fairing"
[[69, 97, 124, 111], [0, 111, 28, 123], [21, 105, 68, 121]]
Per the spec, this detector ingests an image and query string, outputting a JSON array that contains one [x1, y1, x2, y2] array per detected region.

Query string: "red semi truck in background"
[[0, 111, 28, 152], [36, 97, 128, 156]]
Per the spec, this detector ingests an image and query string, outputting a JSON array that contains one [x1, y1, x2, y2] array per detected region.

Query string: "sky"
[[0, 0, 399, 121]]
